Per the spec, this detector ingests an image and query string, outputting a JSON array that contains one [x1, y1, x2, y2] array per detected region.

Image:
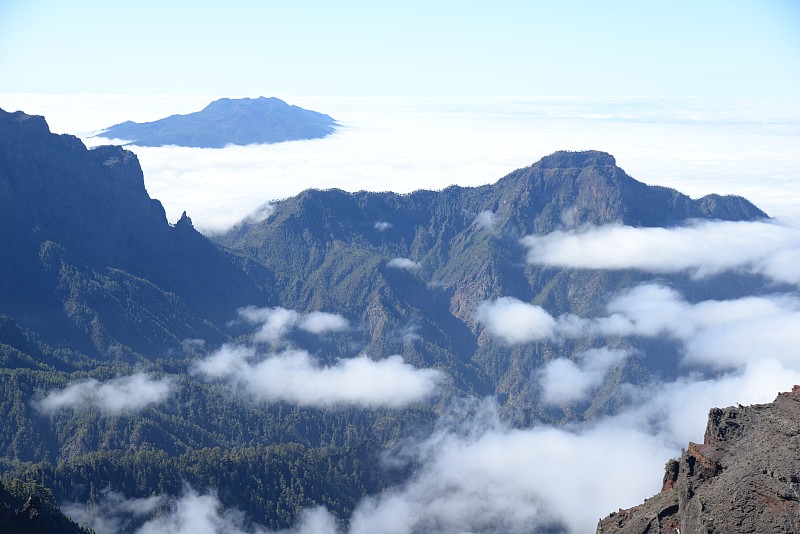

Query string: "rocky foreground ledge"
[[597, 387, 800, 534]]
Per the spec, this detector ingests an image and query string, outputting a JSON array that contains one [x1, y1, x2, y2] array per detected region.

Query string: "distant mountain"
[[95, 96, 337, 148], [217, 150, 768, 413], [0, 107, 272, 358], [597, 387, 800, 534]]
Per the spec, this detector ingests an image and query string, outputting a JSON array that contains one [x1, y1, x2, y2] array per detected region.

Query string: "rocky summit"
[[597, 387, 800, 534]]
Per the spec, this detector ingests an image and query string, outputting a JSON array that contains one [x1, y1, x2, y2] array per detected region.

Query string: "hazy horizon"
[[2, 93, 798, 232]]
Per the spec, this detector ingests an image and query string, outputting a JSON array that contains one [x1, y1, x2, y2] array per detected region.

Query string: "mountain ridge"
[[0, 107, 273, 357]]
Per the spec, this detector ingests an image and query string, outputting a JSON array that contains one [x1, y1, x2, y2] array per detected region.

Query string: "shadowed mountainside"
[[0, 107, 272, 359]]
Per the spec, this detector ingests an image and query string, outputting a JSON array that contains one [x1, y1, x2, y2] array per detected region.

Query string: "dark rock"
[[597, 387, 800, 533]]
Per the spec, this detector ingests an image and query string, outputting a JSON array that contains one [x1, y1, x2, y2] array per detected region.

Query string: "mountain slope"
[[217, 150, 768, 415], [597, 387, 800, 534], [96, 96, 337, 147], [0, 107, 272, 358]]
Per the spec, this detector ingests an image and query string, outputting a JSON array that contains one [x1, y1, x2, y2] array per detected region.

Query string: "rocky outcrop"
[[597, 387, 800, 534]]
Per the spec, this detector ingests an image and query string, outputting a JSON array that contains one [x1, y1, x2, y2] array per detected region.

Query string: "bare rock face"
[[597, 387, 800, 534]]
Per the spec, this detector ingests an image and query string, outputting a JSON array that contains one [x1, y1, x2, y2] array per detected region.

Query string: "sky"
[[1, 1, 798, 98]]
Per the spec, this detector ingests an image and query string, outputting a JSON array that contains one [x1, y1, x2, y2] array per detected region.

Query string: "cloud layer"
[[35, 373, 173, 415], [195, 346, 442, 408], [522, 220, 800, 286], [6, 94, 797, 232], [539, 347, 630, 405], [475, 284, 800, 370], [66, 486, 338, 534]]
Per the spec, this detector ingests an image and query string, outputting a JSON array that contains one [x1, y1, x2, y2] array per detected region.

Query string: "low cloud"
[[244, 202, 275, 224], [194, 346, 442, 408], [350, 353, 800, 534], [35, 373, 173, 415], [522, 220, 800, 286], [63, 489, 165, 534], [386, 257, 420, 270], [66, 486, 338, 534], [539, 348, 629, 405], [474, 297, 557, 343], [374, 221, 392, 231], [64, 359, 800, 534], [298, 311, 350, 335], [237, 306, 349, 344], [398, 323, 421, 346], [474, 210, 497, 232], [347, 398, 672, 534], [475, 285, 800, 370]]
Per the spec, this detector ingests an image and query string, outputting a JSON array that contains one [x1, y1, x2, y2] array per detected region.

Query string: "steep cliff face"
[[597, 387, 800, 534], [0, 108, 272, 358]]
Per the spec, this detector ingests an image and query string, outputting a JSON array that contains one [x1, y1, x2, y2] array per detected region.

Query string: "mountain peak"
[[202, 96, 288, 112], [536, 150, 616, 169], [6, 110, 51, 134]]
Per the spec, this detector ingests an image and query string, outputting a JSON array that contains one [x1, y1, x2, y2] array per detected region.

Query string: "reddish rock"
[[597, 387, 800, 534]]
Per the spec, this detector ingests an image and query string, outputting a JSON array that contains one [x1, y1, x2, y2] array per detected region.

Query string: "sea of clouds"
[[1, 93, 798, 231], [11, 93, 800, 532]]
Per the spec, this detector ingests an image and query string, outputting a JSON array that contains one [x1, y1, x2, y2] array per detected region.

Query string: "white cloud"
[[374, 221, 392, 231], [474, 210, 497, 231], [604, 285, 800, 369], [348, 398, 672, 534], [244, 202, 275, 224], [35, 373, 173, 415], [3, 94, 798, 233], [398, 323, 421, 346], [194, 346, 442, 408], [539, 348, 629, 405], [134, 488, 253, 534], [522, 220, 800, 286], [63, 489, 165, 534], [66, 486, 339, 534], [386, 257, 420, 270], [475, 285, 800, 371], [474, 297, 557, 344], [237, 306, 349, 344], [64, 359, 800, 534], [298, 311, 350, 335]]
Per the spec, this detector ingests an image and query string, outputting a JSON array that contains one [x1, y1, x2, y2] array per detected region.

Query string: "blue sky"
[[1, 0, 798, 97]]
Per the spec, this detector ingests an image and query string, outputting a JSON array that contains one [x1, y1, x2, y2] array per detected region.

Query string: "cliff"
[[597, 387, 800, 533], [0, 107, 272, 358]]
